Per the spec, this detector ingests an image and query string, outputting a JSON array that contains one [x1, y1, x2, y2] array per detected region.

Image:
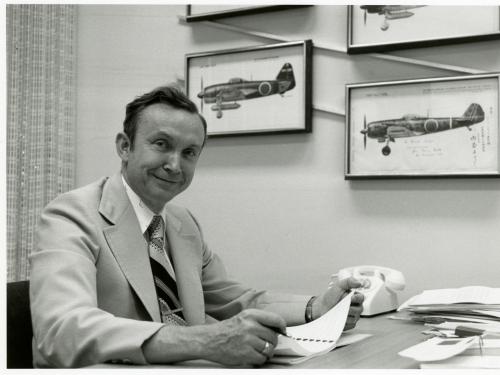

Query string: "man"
[[30, 86, 364, 368]]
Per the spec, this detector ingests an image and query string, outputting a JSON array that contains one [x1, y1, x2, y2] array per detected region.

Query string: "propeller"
[[360, 115, 367, 149], [364, 9, 367, 25]]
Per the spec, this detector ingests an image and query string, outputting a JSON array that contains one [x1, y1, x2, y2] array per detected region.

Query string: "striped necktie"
[[147, 215, 186, 325]]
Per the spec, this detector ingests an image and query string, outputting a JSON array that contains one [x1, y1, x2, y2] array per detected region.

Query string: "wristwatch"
[[305, 296, 317, 323]]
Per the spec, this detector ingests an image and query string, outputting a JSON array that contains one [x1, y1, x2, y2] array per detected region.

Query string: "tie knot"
[[148, 215, 164, 238]]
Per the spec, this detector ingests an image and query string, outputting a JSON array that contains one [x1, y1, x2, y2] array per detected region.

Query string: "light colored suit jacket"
[[30, 173, 309, 368]]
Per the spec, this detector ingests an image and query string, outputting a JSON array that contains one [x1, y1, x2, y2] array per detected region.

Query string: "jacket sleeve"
[[30, 193, 164, 368]]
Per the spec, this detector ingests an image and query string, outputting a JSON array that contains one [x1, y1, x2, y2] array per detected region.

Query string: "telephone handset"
[[337, 265, 406, 316]]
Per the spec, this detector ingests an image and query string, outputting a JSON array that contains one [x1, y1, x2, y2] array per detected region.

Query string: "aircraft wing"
[[387, 125, 414, 138], [239, 87, 258, 97], [221, 87, 246, 101]]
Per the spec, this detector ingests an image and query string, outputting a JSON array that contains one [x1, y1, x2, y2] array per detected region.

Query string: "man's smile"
[[152, 174, 181, 184]]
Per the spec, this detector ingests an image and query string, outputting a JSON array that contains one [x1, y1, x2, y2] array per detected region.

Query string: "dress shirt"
[[121, 175, 176, 280]]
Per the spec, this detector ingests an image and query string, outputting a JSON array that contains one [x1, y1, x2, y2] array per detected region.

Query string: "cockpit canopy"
[[402, 114, 419, 120], [228, 78, 247, 84]]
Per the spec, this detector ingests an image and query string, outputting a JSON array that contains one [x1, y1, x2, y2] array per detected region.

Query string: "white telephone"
[[337, 265, 406, 316]]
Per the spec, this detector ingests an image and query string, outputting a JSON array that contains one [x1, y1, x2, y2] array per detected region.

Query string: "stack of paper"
[[397, 286, 500, 368], [398, 286, 500, 332]]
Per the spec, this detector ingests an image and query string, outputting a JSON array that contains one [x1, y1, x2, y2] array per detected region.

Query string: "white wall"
[[76, 5, 500, 301]]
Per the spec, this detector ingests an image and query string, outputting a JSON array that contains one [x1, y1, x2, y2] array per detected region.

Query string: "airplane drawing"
[[360, 103, 485, 156], [197, 63, 295, 119], [360, 5, 426, 31]]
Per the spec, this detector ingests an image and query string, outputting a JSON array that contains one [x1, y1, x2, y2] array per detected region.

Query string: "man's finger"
[[343, 320, 356, 331], [349, 305, 363, 317], [247, 309, 287, 334], [351, 292, 365, 305], [349, 304, 363, 314], [252, 324, 279, 347], [338, 276, 363, 291]]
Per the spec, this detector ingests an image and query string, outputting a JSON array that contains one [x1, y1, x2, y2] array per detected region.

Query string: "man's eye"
[[154, 140, 167, 148], [184, 149, 197, 158]]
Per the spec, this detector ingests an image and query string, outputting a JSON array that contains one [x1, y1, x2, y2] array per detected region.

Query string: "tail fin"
[[463, 103, 484, 122], [276, 63, 295, 90]]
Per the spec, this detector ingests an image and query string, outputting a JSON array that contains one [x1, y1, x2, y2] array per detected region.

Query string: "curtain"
[[7, 5, 77, 281]]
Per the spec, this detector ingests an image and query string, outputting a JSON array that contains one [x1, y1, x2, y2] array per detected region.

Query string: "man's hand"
[[312, 277, 365, 330], [203, 309, 286, 366], [143, 309, 286, 366]]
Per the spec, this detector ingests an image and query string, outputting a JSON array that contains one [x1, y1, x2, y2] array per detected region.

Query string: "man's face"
[[117, 103, 205, 213]]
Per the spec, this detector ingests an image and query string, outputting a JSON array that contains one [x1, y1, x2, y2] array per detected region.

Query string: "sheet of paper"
[[421, 328, 457, 338], [426, 321, 500, 334], [473, 309, 500, 318], [421, 314, 497, 325], [269, 354, 315, 365], [269, 333, 372, 365], [464, 339, 500, 355], [398, 336, 478, 362], [271, 291, 353, 361], [399, 286, 500, 310]]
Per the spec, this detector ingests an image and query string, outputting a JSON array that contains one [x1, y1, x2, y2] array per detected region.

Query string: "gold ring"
[[261, 341, 272, 357]]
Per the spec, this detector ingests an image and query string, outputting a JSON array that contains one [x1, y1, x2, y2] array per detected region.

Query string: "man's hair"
[[123, 85, 207, 147]]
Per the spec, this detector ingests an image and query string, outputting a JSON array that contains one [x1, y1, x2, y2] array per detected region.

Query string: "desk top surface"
[[280, 312, 425, 369], [90, 313, 427, 369]]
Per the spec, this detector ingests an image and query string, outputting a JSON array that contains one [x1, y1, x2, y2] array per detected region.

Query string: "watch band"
[[305, 296, 317, 323]]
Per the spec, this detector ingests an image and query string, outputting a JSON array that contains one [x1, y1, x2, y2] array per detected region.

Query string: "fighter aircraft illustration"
[[360, 5, 426, 31], [360, 103, 485, 156], [197, 63, 295, 119]]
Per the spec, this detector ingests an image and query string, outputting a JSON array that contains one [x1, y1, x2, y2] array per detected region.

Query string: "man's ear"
[[116, 132, 131, 162]]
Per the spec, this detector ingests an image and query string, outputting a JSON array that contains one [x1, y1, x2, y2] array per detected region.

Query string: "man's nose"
[[163, 152, 181, 172]]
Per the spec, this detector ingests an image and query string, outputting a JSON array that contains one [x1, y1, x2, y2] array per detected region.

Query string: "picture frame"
[[185, 5, 311, 23], [347, 5, 500, 54], [345, 73, 500, 179], [185, 40, 312, 137]]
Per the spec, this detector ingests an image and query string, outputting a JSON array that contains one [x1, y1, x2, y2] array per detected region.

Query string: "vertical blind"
[[7, 4, 77, 281]]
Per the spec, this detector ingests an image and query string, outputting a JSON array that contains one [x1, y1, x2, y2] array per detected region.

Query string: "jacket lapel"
[[100, 173, 161, 322], [165, 211, 206, 325]]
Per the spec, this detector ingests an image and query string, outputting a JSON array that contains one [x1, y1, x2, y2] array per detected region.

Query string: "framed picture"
[[185, 40, 312, 137], [185, 5, 311, 22], [345, 73, 500, 179], [347, 5, 500, 54]]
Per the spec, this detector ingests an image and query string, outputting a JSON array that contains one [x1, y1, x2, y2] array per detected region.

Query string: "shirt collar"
[[121, 175, 168, 234]]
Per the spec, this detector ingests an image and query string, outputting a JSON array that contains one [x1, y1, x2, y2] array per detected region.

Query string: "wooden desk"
[[90, 313, 428, 369], [277, 313, 425, 369]]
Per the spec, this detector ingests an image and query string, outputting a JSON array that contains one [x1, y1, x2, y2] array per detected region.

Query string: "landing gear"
[[216, 95, 223, 119], [381, 137, 394, 156]]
